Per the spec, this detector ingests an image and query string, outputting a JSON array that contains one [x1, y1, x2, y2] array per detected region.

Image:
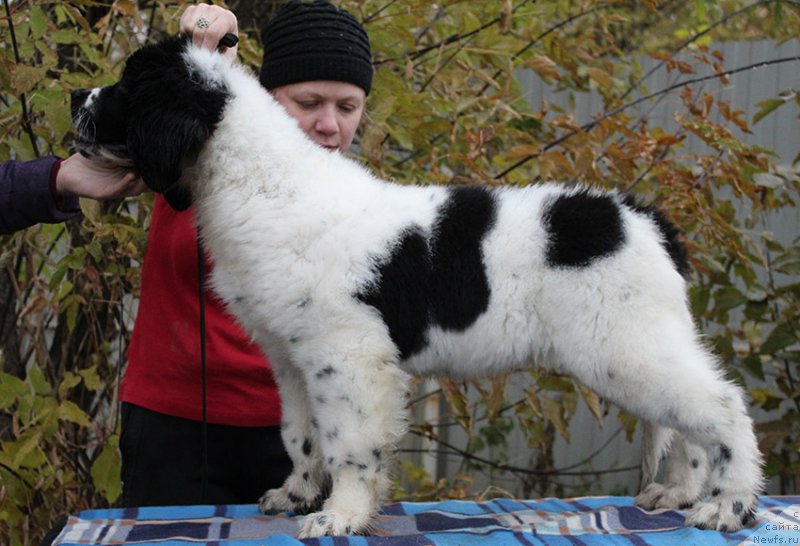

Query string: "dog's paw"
[[684, 494, 758, 532], [635, 483, 701, 511], [297, 509, 374, 538], [258, 486, 324, 516]]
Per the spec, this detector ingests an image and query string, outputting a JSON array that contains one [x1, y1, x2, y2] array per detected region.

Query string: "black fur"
[[544, 190, 626, 268], [622, 195, 690, 277], [356, 186, 496, 360], [357, 227, 430, 359], [72, 37, 229, 211], [544, 190, 689, 277]]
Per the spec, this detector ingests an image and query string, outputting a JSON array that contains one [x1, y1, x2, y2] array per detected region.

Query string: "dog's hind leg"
[[638, 421, 674, 493], [681, 381, 762, 531], [573, 307, 763, 531], [259, 362, 329, 515], [636, 424, 708, 511], [614, 347, 761, 530], [296, 334, 410, 538]]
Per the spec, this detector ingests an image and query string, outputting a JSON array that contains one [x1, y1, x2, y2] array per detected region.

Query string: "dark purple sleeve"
[[0, 157, 81, 234]]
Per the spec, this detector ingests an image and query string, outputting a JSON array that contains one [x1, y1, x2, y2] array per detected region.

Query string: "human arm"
[[0, 154, 145, 234], [179, 3, 239, 60], [55, 153, 146, 201]]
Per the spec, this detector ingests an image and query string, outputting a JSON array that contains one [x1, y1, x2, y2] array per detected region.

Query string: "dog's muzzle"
[[70, 88, 133, 167]]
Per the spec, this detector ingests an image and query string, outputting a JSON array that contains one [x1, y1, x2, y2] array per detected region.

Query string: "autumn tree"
[[1, 1, 798, 544]]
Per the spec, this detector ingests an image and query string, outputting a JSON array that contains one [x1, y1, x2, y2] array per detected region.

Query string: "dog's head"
[[71, 37, 231, 210]]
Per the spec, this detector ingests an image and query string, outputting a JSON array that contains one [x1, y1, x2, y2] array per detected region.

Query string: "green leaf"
[[78, 366, 104, 392], [29, 5, 48, 39], [27, 364, 51, 396], [59, 401, 92, 427], [10, 429, 43, 470], [91, 436, 122, 503], [742, 353, 765, 381], [762, 323, 798, 355], [753, 97, 788, 125], [0, 383, 16, 410], [0, 373, 26, 409], [58, 372, 83, 398], [713, 286, 746, 313]]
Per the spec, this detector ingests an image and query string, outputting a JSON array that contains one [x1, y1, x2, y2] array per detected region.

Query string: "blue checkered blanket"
[[54, 496, 800, 545]]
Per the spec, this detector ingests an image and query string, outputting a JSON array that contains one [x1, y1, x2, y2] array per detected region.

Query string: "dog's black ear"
[[163, 184, 194, 212], [122, 37, 229, 211], [127, 113, 212, 211]]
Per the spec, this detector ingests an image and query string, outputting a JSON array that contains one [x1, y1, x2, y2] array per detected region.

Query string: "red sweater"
[[122, 195, 282, 427]]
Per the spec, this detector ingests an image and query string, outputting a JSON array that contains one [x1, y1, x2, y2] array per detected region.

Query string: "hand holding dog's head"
[[71, 37, 231, 211]]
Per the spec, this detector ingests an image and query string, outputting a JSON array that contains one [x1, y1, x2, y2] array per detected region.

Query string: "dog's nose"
[[70, 89, 91, 119]]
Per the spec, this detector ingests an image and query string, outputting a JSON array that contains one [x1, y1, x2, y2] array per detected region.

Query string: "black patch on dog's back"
[[430, 186, 495, 329], [544, 190, 625, 268], [356, 186, 496, 360], [622, 195, 690, 278]]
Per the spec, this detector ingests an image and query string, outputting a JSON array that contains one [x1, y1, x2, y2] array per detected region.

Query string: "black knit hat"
[[260, 0, 373, 95]]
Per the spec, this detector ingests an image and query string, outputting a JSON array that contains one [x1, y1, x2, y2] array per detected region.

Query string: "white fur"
[[143, 46, 767, 536]]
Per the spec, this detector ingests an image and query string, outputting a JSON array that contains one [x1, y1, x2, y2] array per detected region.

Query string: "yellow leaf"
[[578, 383, 604, 425], [59, 400, 92, 427], [10, 64, 47, 96], [526, 55, 560, 81], [542, 396, 570, 443], [92, 436, 122, 503]]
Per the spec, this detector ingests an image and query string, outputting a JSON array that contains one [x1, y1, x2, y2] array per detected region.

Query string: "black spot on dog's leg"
[[315, 366, 337, 379], [691, 459, 699, 469], [741, 506, 756, 526], [732, 501, 743, 515], [544, 190, 625, 268], [302, 439, 312, 456], [719, 444, 732, 462]]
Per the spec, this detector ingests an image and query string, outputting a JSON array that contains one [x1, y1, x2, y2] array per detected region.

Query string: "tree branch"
[[618, 0, 800, 102], [3, 0, 40, 157], [494, 55, 800, 180]]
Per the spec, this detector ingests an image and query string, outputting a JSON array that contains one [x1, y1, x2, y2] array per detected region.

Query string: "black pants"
[[120, 402, 293, 507]]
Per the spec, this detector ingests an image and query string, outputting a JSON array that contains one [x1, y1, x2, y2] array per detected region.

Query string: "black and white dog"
[[72, 38, 763, 537]]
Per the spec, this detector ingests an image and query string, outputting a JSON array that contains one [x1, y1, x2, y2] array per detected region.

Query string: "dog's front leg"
[[297, 346, 410, 538], [259, 362, 328, 515]]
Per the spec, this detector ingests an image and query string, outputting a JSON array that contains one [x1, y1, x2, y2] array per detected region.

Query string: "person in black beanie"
[[117, 1, 374, 509], [182, 0, 371, 153]]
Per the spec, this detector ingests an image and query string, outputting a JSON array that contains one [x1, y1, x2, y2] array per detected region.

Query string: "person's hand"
[[180, 3, 239, 61], [56, 153, 147, 200]]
